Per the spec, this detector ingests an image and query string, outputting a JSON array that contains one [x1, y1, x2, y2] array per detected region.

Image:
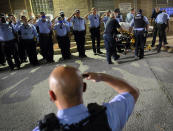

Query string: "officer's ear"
[[83, 82, 87, 92], [49, 90, 56, 101]]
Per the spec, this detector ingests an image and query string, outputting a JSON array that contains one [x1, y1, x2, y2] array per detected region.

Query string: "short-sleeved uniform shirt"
[[71, 16, 86, 31], [33, 92, 135, 131], [18, 24, 38, 40], [0, 23, 15, 42], [88, 14, 100, 28], [36, 19, 52, 34], [104, 18, 121, 35], [155, 12, 170, 24], [53, 23, 69, 37]]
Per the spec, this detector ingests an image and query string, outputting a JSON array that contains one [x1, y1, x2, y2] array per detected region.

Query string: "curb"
[[52, 37, 173, 55]]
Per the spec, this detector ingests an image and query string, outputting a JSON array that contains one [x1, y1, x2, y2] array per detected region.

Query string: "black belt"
[[40, 33, 50, 36], [90, 27, 100, 30]]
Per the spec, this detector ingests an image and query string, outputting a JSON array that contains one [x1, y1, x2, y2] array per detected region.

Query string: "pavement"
[[0, 49, 173, 131]]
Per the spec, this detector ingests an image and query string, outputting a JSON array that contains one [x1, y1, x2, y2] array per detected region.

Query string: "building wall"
[[0, 0, 12, 14], [53, 0, 91, 17]]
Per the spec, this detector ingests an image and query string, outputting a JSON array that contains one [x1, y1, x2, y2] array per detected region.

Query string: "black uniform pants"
[[152, 23, 167, 46], [90, 27, 101, 53], [39, 33, 54, 62], [0, 42, 6, 64], [3, 39, 20, 69], [18, 38, 27, 62], [134, 30, 145, 58], [73, 31, 86, 57], [152, 23, 158, 46], [56, 35, 71, 59], [157, 24, 167, 52], [21, 39, 38, 65], [103, 34, 118, 63]]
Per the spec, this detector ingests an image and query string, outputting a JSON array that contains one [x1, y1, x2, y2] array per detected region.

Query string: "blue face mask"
[[59, 20, 63, 24]]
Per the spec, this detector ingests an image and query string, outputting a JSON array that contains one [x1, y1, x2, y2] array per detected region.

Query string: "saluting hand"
[[82, 72, 102, 82]]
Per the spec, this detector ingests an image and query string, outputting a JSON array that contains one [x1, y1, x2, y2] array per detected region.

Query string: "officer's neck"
[[23, 22, 28, 25], [56, 99, 83, 110]]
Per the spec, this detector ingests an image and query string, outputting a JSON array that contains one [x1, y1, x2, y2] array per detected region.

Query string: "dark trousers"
[[39, 33, 54, 62], [73, 31, 86, 57], [56, 35, 71, 59], [157, 24, 167, 52], [134, 30, 145, 58], [152, 23, 158, 46], [3, 39, 20, 69], [90, 27, 101, 53], [21, 39, 38, 65], [103, 34, 118, 63], [18, 38, 27, 62], [0, 42, 6, 64], [152, 23, 167, 46]]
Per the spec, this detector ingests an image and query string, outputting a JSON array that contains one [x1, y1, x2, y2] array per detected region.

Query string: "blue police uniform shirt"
[[155, 12, 170, 24], [126, 13, 134, 23], [36, 19, 52, 34], [33, 92, 135, 131], [53, 23, 69, 37], [116, 15, 123, 23], [0, 23, 15, 42], [18, 24, 38, 39], [14, 20, 22, 31], [88, 14, 100, 28], [71, 17, 86, 31], [130, 14, 149, 31], [102, 16, 110, 28], [55, 17, 72, 28]]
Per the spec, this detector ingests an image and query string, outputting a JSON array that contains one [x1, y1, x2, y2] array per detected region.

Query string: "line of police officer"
[[0, 7, 170, 69]]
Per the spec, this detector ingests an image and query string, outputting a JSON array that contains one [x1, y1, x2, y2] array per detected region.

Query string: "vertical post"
[[8, 0, 13, 14], [134, 0, 137, 10]]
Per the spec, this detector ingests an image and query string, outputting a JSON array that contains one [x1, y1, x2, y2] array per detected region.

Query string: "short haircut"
[[21, 16, 26, 19], [131, 8, 134, 11]]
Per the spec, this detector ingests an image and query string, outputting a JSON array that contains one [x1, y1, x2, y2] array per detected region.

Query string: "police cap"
[[75, 9, 80, 13], [138, 9, 143, 14], [114, 8, 120, 13]]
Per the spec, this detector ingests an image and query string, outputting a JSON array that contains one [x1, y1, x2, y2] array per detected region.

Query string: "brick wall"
[[53, 0, 90, 17]]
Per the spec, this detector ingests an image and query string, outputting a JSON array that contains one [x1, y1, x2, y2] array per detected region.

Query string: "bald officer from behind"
[[33, 66, 139, 131], [67, 9, 87, 58]]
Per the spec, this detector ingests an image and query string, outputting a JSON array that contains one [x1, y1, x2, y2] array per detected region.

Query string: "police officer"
[[151, 7, 162, 47], [33, 66, 139, 131], [101, 10, 111, 28], [103, 11, 123, 64], [36, 12, 54, 63], [155, 10, 170, 53], [67, 9, 87, 58], [12, 15, 28, 63], [114, 8, 123, 23], [17, 16, 39, 65], [126, 8, 135, 23], [0, 16, 20, 70], [162, 10, 169, 45], [53, 17, 71, 60], [130, 9, 149, 60], [85, 8, 103, 55]]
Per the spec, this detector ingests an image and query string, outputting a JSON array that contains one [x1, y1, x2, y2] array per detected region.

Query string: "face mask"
[[59, 20, 63, 24]]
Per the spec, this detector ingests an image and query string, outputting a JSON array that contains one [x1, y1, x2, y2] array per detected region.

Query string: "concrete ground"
[[0, 49, 173, 131]]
